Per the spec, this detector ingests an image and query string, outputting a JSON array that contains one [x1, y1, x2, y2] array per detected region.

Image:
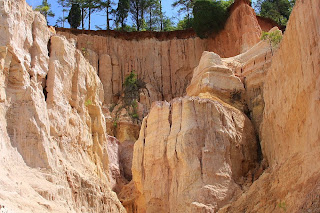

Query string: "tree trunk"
[[107, 7, 110, 30], [121, 19, 124, 29], [89, 8, 91, 30], [149, 9, 152, 31], [187, 6, 190, 27], [82, 7, 84, 30], [160, 0, 163, 31], [136, 4, 140, 31]]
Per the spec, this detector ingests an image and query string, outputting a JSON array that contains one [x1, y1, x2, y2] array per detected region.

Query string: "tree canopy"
[[68, 3, 81, 28], [35, 0, 55, 23], [34, 0, 240, 34], [192, 0, 230, 38], [256, 0, 295, 25]]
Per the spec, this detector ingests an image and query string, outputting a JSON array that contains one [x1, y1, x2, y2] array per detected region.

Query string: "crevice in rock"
[[242, 79, 264, 164], [47, 37, 51, 57], [168, 103, 172, 129], [174, 100, 182, 162], [97, 58, 100, 76], [43, 74, 48, 101]]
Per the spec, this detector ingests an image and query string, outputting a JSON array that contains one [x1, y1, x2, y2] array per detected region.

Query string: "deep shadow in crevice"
[[43, 74, 48, 101], [47, 37, 51, 57]]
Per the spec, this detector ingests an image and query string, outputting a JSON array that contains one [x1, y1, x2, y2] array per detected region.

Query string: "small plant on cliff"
[[85, 99, 92, 106], [81, 47, 88, 57], [123, 71, 145, 106], [261, 30, 283, 55], [278, 200, 287, 211], [123, 71, 145, 121]]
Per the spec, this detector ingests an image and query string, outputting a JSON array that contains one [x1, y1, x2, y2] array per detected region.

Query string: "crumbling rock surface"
[[186, 51, 245, 111], [219, 0, 320, 212], [222, 31, 276, 135], [131, 97, 258, 212], [0, 0, 125, 212]]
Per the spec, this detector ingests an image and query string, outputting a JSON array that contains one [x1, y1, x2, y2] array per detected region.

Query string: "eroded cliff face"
[[57, 0, 262, 107], [219, 0, 320, 212], [131, 97, 258, 213], [122, 35, 276, 212], [2, 0, 317, 212], [0, 0, 125, 212]]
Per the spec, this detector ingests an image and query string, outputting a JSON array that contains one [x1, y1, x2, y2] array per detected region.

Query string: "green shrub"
[[122, 71, 145, 121], [113, 120, 118, 128], [261, 30, 283, 55], [81, 47, 88, 57], [68, 3, 81, 29], [123, 71, 145, 107], [85, 99, 92, 106], [192, 0, 230, 38]]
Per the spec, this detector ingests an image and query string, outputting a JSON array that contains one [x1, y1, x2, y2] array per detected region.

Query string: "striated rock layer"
[[57, 0, 263, 106], [0, 0, 125, 212], [131, 97, 258, 212], [122, 24, 278, 213], [219, 0, 320, 212]]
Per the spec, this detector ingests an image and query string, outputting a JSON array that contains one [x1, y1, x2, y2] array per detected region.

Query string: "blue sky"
[[26, 0, 180, 29], [25, 0, 258, 30]]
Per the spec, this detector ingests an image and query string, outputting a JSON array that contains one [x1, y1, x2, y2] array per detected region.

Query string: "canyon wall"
[[57, 0, 263, 105], [2, 0, 317, 212], [122, 42, 275, 212], [219, 0, 320, 212], [0, 0, 125, 212], [131, 96, 258, 213]]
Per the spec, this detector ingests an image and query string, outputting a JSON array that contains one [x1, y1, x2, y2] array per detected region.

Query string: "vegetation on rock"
[[36, 0, 236, 33], [35, 0, 55, 23], [110, 71, 146, 132], [255, 0, 295, 25], [261, 30, 283, 55], [192, 0, 232, 38]]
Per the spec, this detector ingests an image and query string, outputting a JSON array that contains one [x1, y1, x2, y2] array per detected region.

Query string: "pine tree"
[[146, 0, 161, 31], [35, 0, 55, 24], [99, 0, 116, 30], [129, 0, 148, 31], [172, 0, 194, 28], [58, 0, 70, 27], [85, 0, 100, 30], [116, 0, 130, 30]]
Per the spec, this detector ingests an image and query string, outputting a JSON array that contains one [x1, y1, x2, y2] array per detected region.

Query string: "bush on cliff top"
[[192, 0, 232, 38]]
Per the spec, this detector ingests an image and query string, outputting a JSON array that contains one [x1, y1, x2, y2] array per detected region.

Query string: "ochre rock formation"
[[0, 0, 125, 212], [2, 0, 318, 212], [126, 31, 277, 210], [222, 31, 276, 135], [186, 51, 245, 111], [219, 0, 320, 212], [131, 97, 258, 212], [57, 0, 263, 106]]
